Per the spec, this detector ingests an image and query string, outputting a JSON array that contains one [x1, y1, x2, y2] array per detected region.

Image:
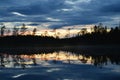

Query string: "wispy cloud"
[[11, 12, 27, 17], [46, 17, 61, 22]]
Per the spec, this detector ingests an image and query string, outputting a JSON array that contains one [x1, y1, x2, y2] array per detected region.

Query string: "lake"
[[0, 46, 120, 80]]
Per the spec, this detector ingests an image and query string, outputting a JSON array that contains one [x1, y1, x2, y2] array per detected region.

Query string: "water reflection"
[[0, 51, 120, 69]]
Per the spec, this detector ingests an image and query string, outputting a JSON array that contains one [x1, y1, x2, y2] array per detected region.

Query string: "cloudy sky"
[[0, 0, 120, 29]]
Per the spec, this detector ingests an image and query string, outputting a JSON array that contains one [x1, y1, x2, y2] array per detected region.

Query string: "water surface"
[[0, 46, 120, 80]]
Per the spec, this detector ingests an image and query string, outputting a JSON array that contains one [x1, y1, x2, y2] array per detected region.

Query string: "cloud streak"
[[11, 12, 27, 17]]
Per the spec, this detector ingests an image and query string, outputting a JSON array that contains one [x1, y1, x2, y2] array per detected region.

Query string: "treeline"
[[63, 26, 120, 45], [0, 35, 59, 47], [0, 25, 120, 47]]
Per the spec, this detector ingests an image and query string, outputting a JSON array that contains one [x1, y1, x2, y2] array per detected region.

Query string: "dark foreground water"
[[0, 46, 120, 80]]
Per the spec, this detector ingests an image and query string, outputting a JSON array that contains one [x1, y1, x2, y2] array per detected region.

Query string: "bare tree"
[[65, 28, 71, 38], [0, 23, 6, 36], [32, 28, 37, 36], [93, 23, 107, 33], [13, 26, 19, 36], [81, 28, 87, 35], [20, 24, 27, 35], [44, 31, 48, 36], [77, 31, 81, 36], [56, 32, 60, 38], [68, 28, 71, 38], [6, 29, 11, 36], [53, 28, 57, 38]]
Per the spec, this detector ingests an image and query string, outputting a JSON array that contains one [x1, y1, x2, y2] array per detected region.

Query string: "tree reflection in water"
[[0, 51, 120, 68]]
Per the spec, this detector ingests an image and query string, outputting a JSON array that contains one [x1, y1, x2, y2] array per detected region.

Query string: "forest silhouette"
[[0, 23, 120, 47]]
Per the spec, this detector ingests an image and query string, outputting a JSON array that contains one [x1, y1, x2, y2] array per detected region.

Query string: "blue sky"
[[0, 0, 120, 28]]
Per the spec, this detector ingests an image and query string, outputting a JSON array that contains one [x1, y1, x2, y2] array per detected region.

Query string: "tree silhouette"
[[68, 28, 71, 38], [64, 28, 71, 38], [93, 25, 98, 33], [32, 28, 37, 36], [20, 24, 27, 35], [0, 54, 5, 68], [0, 24, 6, 37], [44, 31, 48, 36], [56, 32, 60, 39], [81, 28, 87, 35], [6, 29, 11, 36], [13, 26, 19, 36], [93, 23, 107, 34], [53, 28, 57, 38]]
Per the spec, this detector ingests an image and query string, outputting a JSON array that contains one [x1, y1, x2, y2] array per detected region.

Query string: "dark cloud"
[[101, 3, 120, 13], [28, 23, 40, 26], [0, 0, 11, 5], [0, 0, 120, 28], [48, 22, 68, 29], [8, 0, 65, 15]]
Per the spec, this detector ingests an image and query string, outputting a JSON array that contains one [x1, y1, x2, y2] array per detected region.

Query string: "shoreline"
[[0, 45, 120, 55]]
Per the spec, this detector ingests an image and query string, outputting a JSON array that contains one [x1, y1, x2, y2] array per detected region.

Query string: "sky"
[[0, 0, 120, 33]]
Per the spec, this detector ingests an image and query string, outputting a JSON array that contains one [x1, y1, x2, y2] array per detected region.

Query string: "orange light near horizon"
[[3, 25, 95, 38], [19, 51, 93, 64]]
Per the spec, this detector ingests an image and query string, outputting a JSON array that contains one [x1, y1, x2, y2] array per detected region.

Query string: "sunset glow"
[[18, 51, 93, 64], [2, 22, 94, 38]]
